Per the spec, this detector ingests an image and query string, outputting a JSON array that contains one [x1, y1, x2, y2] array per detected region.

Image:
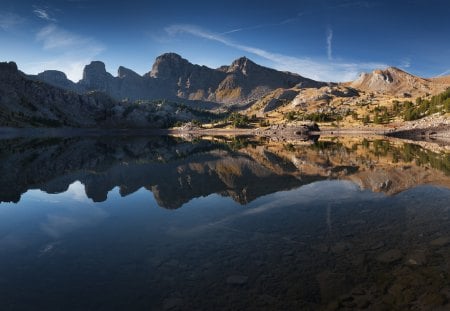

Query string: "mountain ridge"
[[31, 52, 326, 106]]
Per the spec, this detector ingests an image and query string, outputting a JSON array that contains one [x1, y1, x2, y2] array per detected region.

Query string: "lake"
[[1, 135, 450, 310]]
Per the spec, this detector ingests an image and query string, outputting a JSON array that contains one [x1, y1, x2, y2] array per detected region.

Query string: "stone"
[[376, 249, 402, 263], [430, 236, 450, 247], [405, 250, 427, 266]]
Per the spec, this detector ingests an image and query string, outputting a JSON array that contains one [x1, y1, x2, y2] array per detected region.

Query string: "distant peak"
[[372, 66, 408, 75], [0, 61, 18, 73], [37, 70, 68, 80], [150, 52, 191, 78], [229, 56, 258, 74], [387, 66, 402, 71], [231, 56, 255, 66], [87, 61, 106, 69], [155, 52, 184, 62], [117, 66, 139, 78], [83, 61, 107, 76]]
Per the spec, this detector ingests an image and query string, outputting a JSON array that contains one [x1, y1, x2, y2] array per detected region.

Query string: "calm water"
[[1, 135, 450, 310]]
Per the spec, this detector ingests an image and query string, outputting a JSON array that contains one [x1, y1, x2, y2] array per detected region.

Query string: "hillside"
[[242, 67, 450, 129]]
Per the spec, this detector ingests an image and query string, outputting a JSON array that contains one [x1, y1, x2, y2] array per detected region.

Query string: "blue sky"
[[1, 0, 450, 82]]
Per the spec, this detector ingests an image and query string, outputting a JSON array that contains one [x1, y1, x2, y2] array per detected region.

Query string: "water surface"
[[1, 136, 450, 310]]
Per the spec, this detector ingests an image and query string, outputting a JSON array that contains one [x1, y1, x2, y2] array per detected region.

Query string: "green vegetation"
[[395, 88, 450, 121], [283, 111, 343, 123], [228, 112, 251, 128]]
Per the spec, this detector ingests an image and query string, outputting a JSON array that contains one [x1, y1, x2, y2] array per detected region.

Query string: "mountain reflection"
[[1, 135, 449, 208]]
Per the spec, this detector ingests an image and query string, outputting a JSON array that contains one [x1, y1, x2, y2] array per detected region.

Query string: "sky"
[[1, 0, 450, 82]]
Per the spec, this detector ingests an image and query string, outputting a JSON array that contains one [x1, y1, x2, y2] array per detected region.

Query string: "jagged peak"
[[0, 61, 18, 73], [228, 56, 259, 75], [230, 56, 256, 68], [85, 61, 106, 71], [150, 53, 192, 78], [117, 66, 140, 78], [154, 52, 186, 63], [37, 70, 68, 80], [83, 60, 110, 80]]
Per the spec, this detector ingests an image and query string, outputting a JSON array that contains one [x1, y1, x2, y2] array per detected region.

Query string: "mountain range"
[[30, 53, 323, 106], [1, 52, 450, 128]]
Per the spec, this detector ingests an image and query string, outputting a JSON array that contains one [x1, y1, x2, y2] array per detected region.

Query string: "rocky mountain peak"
[[350, 66, 431, 95], [80, 61, 114, 89], [82, 61, 109, 80], [149, 53, 190, 78], [228, 56, 257, 74], [0, 62, 20, 83], [0, 62, 18, 76], [117, 66, 140, 78], [37, 70, 69, 82]]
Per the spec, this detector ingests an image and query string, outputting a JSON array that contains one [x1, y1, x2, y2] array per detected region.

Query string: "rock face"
[[0, 61, 115, 127], [31, 70, 80, 93], [31, 53, 325, 106], [149, 54, 324, 105], [0, 62, 215, 128]]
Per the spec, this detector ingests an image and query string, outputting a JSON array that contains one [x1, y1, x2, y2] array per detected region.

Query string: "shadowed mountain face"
[[1, 135, 450, 208], [32, 53, 325, 105], [0, 62, 220, 128]]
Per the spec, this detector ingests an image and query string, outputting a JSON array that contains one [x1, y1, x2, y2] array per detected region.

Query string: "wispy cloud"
[[437, 69, 450, 77], [400, 58, 411, 69], [32, 24, 105, 81], [0, 12, 25, 31], [36, 24, 103, 53], [326, 26, 333, 60], [165, 24, 387, 82], [222, 12, 303, 35], [33, 7, 57, 22]]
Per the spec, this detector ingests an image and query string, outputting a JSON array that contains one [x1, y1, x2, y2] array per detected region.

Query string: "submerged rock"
[[430, 236, 450, 247], [376, 249, 402, 263]]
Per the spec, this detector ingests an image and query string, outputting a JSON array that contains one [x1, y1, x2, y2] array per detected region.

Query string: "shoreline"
[[1, 124, 450, 145]]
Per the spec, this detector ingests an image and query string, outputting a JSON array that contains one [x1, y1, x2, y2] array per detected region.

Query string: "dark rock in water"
[[376, 249, 402, 263], [226, 275, 248, 285], [430, 236, 450, 247]]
